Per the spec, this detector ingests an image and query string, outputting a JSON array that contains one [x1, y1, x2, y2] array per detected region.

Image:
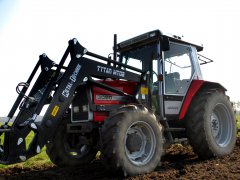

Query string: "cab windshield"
[[119, 43, 158, 73]]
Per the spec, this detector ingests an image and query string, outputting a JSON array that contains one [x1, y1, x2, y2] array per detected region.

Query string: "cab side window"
[[164, 43, 193, 95]]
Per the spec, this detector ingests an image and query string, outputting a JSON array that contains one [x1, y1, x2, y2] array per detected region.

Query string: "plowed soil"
[[0, 137, 239, 180]]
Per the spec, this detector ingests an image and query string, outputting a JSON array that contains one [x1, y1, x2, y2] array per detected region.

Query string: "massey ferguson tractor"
[[0, 30, 237, 176]]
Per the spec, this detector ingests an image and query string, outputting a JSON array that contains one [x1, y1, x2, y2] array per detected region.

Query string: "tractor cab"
[[116, 30, 205, 119]]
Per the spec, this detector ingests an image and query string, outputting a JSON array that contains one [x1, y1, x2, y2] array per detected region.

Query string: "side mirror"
[[161, 36, 170, 51]]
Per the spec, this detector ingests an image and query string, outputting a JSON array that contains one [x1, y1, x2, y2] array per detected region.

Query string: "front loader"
[[0, 30, 236, 176]]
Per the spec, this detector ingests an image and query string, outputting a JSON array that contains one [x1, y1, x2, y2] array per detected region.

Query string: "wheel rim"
[[125, 121, 156, 166], [210, 103, 233, 147], [63, 134, 92, 158]]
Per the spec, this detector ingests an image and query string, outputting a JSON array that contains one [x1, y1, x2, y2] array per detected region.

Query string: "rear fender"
[[179, 80, 226, 120]]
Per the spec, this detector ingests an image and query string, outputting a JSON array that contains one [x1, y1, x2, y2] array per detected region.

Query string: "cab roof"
[[117, 29, 203, 52]]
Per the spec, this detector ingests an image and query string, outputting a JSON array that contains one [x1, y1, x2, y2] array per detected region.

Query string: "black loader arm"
[[0, 39, 142, 165]]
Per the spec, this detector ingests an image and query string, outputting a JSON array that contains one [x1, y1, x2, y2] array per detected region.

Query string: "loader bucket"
[[0, 125, 13, 164]]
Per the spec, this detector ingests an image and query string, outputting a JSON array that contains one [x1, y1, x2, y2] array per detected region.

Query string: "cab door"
[[163, 42, 194, 119]]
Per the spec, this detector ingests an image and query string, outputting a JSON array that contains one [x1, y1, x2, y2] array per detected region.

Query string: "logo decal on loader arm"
[[51, 105, 60, 117], [141, 87, 148, 95]]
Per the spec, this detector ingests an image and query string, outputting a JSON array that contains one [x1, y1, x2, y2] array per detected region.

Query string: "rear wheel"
[[186, 91, 236, 159], [101, 106, 163, 176], [46, 116, 98, 167]]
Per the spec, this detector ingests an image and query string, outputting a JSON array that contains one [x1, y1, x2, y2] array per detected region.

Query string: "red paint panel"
[[93, 86, 123, 104], [179, 80, 204, 120], [94, 112, 109, 121], [93, 80, 137, 104], [93, 80, 137, 122]]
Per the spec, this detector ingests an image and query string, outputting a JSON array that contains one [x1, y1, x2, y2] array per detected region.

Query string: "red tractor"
[[0, 30, 236, 176]]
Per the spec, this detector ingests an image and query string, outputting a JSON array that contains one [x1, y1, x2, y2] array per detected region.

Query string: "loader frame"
[[0, 38, 145, 164]]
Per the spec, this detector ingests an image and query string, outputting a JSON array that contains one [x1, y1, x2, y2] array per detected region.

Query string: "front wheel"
[[186, 91, 236, 159], [101, 106, 163, 176], [46, 116, 98, 167]]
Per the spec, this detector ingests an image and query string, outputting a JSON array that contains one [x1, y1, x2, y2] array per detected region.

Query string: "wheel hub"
[[64, 134, 91, 158], [126, 132, 142, 152], [211, 113, 220, 137], [210, 103, 234, 147], [125, 121, 156, 166]]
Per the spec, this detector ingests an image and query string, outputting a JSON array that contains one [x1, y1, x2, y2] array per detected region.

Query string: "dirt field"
[[0, 137, 239, 180]]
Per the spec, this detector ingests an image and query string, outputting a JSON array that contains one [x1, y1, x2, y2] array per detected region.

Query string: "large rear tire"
[[101, 105, 163, 176], [186, 91, 236, 159], [46, 116, 98, 167]]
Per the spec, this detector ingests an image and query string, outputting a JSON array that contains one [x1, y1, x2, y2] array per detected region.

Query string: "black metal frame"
[[0, 38, 143, 164]]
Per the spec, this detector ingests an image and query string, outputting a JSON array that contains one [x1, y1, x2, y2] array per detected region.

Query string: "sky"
[[0, 0, 239, 116]]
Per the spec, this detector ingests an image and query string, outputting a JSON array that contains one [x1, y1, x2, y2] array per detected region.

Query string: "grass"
[[0, 146, 53, 169], [237, 115, 240, 136], [0, 150, 52, 169], [236, 115, 240, 125]]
